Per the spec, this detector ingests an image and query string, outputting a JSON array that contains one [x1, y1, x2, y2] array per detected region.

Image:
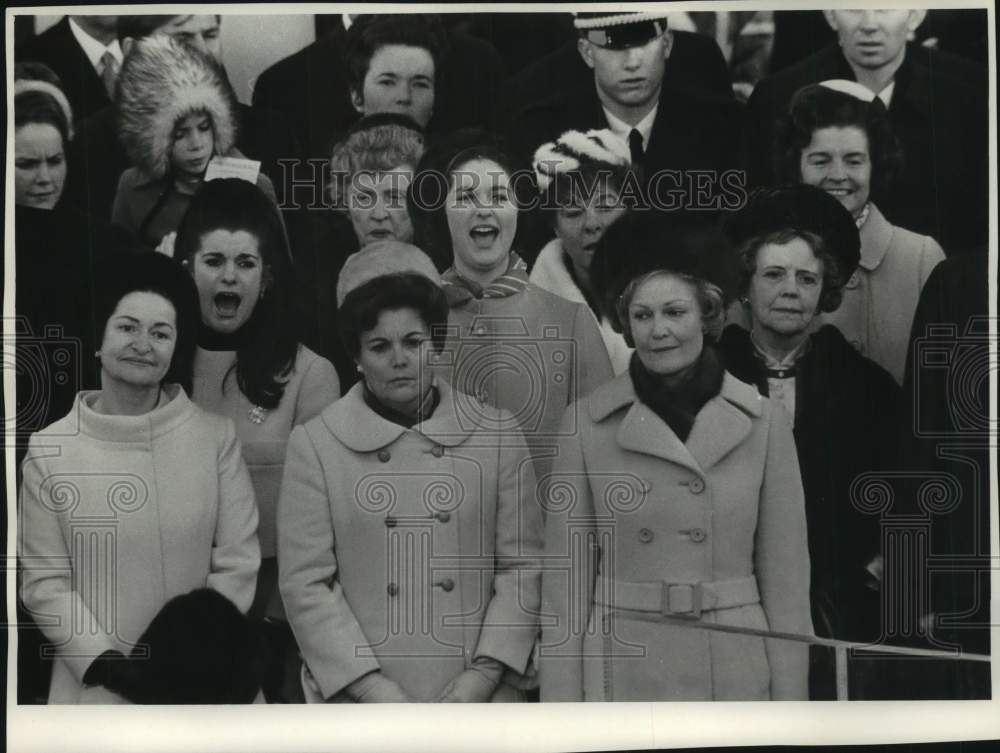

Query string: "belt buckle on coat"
[[662, 582, 702, 619]]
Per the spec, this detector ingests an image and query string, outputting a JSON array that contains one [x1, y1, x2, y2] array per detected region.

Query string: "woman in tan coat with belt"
[[540, 213, 812, 701]]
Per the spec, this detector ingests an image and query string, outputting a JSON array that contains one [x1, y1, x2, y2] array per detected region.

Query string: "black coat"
[[746, 43, 988, 255], [17, 17, 110, 122], [718, 324, 901, 644], [505, 79, 745, 262], [497, 29, 734, 135]]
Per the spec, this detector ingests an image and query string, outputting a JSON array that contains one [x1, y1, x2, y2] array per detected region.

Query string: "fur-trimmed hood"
[[116, 35, 238, 179]]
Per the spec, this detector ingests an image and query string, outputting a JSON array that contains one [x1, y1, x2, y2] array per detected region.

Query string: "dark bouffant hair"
[[409, 132, 528, 271], [95, 250, 201, 394], [774, 83, 903, 198], [345, 14, 446, 97], [14, 62, 72, 143], [338, 273, 449, 361], [174, 178, 300, 410]]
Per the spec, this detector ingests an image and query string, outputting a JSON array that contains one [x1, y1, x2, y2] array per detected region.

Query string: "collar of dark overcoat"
[[322, 378, 476, 452], [587, 370, 764, 473]]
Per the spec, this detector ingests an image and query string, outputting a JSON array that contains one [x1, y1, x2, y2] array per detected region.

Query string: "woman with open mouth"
[[175, 178, 340, 702], [541, 210, 812, 702], [111, 35, 283, 253], [411, 137, 614, 484], [18, 251, 261, 704], [717, 184, 901, 699], [770, 80, 944, 384], [529, 128, 633, 374]]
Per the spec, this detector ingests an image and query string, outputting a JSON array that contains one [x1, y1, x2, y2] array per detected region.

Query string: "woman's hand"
[[436, 657, 505, 703], [343, 670, 412, 703]]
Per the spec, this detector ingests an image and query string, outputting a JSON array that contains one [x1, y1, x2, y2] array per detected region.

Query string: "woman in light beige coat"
[[540, 213, 812, 701], [278, 245, 542, 702]]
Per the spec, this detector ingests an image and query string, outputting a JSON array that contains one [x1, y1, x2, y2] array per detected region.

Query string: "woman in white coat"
[[541, 212, 812, 701], [18, 251, 260, 704], [278, 242, 543, 702]]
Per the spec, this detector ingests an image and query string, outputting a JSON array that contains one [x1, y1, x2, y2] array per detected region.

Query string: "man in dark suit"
[[747, 9, 987, 255], [17, 15, 121, 123], [505, 13, 745, 261]]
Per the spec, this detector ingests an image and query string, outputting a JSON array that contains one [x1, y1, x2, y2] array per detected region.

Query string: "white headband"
[[14, 79, 75, 141]]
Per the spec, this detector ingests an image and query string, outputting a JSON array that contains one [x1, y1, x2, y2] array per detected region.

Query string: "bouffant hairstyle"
[[409, 133, 527, 271], [174, 178, 299, 410], [774, 83, 903, 197], [733, 229, 846, 314], [338, 273, 449, 361], [328, 113, 425, 209], [14, 62, 72, 143], [95, 250, 200, 394], [345, 15, 446, 96]]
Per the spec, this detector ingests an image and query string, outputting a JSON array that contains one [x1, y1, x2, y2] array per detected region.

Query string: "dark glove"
[[437, 656, 505, 702], [82, 650, 138, 699], [342, 670, 412, 703]]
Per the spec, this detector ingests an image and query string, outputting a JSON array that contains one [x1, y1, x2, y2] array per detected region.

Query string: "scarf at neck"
[[629, 344, 725, 442], [363, 380, 440, 429], [440, 252, 529, 307]]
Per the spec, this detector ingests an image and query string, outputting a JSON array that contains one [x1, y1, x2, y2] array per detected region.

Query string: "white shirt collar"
[[342, 13, 354, 31], [68, 17, 123, 71], [877, 81, 895, 108], [602, 103, 659, 151]]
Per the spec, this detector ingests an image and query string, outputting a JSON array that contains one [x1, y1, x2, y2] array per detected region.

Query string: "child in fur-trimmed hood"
[[111, 35, 283, 252]]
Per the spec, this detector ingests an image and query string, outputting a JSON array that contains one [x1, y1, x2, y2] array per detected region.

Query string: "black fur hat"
[[125, 588, 263, 704], [592, 211, 738, 336], [725, 184, 861, 288]]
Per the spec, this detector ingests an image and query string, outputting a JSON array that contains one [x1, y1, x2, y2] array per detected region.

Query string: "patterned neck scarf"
[[440, 252, 529, 307]]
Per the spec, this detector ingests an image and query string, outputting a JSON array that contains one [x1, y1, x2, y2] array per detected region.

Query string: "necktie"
[[628, 128, 644, 166], [99, 50, 119, 99]]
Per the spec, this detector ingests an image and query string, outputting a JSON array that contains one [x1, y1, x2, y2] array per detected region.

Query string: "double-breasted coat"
[[540, 372, 812, 701], [18, 387, 261, 704], [277, 380, 543, 702]]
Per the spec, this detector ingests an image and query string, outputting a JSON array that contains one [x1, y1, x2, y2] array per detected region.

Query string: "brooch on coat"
[[248, 405, 268, 425]]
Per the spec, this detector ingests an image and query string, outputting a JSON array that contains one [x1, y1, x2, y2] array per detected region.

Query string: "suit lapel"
[[685, 395, 753, 471]]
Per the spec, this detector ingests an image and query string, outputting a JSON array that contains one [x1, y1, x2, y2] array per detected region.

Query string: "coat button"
[[384, 516, 397, 528], [435, 511, 451, 523], [689, 527, 707, 543], [431, 445, 444, 458], [377, 450, 391, 463], [638, 528, 654, 543], [387, 583, 399, 596], [688, 478, 705, 494], [437, 577, 455, 592]]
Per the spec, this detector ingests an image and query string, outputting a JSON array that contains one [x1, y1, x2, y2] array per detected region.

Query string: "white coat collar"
[[323, 378, 476, 451], [528, 238, 587, 305], [858, 202, 893, 272], [587, 370, 764, 473]]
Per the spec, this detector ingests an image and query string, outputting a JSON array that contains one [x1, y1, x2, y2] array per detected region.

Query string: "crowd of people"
[[12, 10, 990, 704]]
